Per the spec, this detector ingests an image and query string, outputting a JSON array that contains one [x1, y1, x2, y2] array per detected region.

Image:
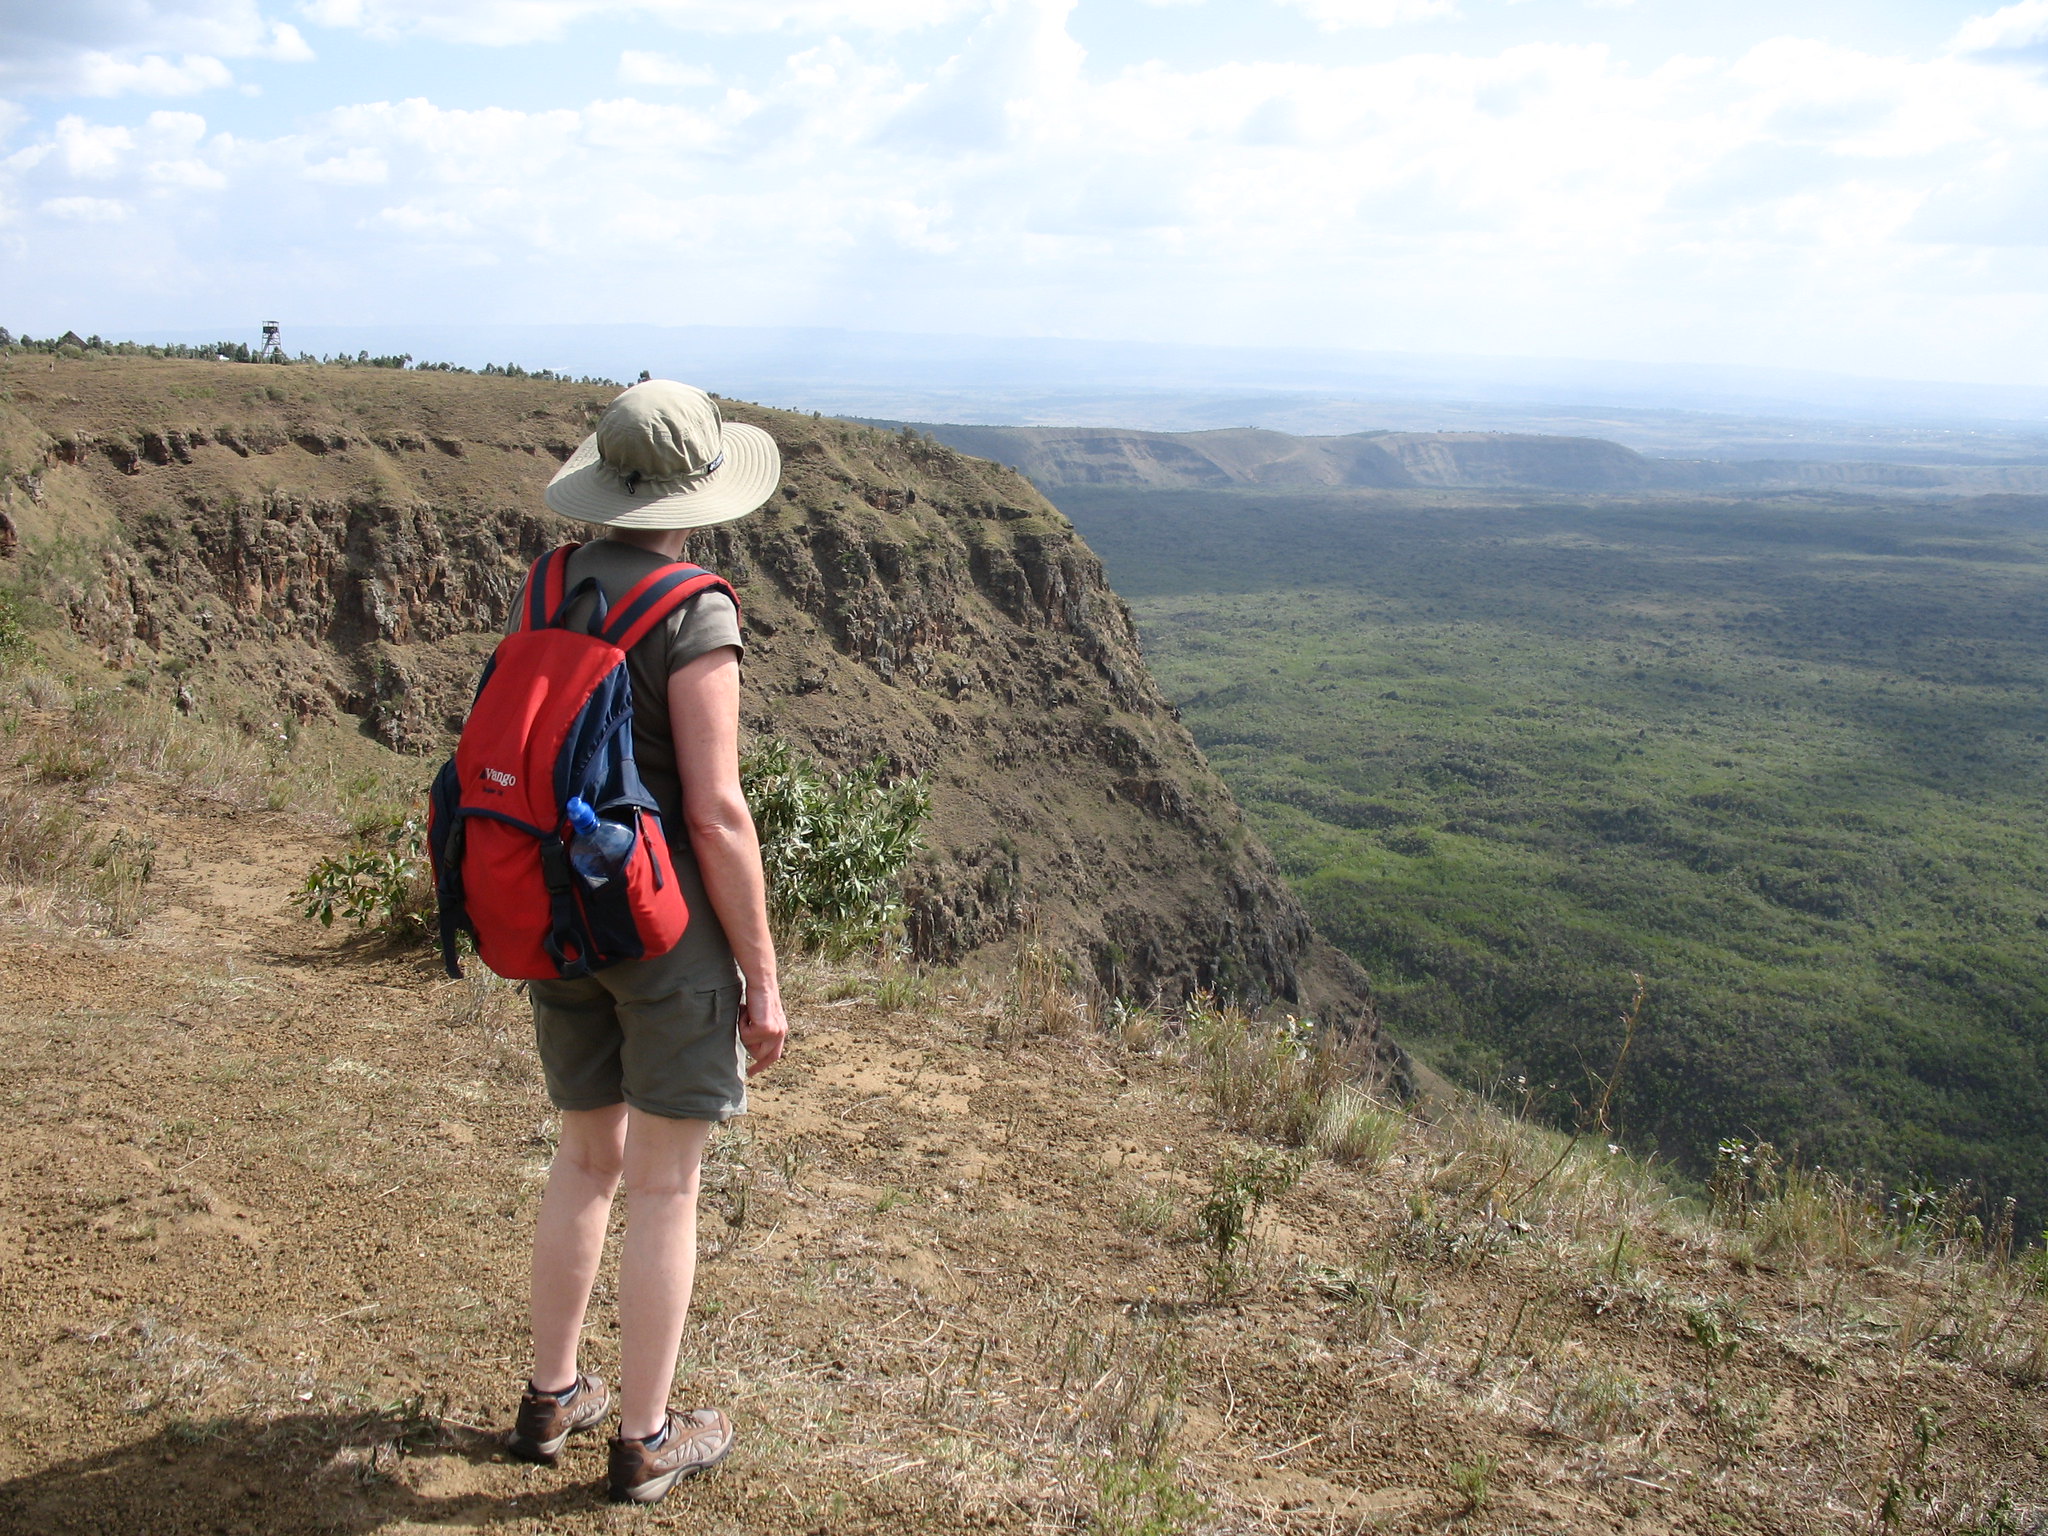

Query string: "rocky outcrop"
[[0, 358, 1383, 1046]]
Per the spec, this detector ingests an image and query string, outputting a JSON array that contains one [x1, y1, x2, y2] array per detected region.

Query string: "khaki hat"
[[544, 380, 781, 529]]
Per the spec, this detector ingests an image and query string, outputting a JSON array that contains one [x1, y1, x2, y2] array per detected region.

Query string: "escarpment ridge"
[[0, 353, 1380, 1044], [876, 421, 2048, 496]]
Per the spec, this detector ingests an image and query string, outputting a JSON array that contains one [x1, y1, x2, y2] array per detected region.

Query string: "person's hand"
[[738, 984, 787, 1077]]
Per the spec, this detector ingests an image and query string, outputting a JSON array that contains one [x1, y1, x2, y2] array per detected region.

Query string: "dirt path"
[[1, 802, 2044, 1535]]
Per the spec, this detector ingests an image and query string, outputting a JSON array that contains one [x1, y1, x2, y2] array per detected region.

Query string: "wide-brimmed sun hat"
[[544, 379, 781, 529]]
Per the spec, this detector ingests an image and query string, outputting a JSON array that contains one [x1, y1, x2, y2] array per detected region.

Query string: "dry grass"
[[0, 779, 156, 933], [0, 656, 425, 938], [996, 934, 1094, 1041], [1011, 966, 2048, 1529]]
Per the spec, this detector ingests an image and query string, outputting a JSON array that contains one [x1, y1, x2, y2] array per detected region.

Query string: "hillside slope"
[[0, 353, 1374, 1035]]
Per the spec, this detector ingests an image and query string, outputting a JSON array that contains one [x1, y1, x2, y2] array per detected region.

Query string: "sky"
[[3, 1, 2048, 387]]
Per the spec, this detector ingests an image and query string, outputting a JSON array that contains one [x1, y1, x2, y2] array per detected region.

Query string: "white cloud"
[[71, 53, 236, 97], [0, 3, 314, 96], [148, 157, 230, 189], [617, 51, 719, 87], [1275, 0, 1459, 28], [266, 23, 317, 61], [143, 111, 211, 150], [304, 146, 389, 183], [884, 0, 1083, 150], [53, 117, 135, 177], [371, 200, 477, 235], [297, 0, 979, 45], [41, 195, 128, 221], [1952, 1, 2048, 61]]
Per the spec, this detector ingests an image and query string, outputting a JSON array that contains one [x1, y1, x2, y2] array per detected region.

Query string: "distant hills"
[[114, 322, 2048, 465], [872, 421, 2048, 497]]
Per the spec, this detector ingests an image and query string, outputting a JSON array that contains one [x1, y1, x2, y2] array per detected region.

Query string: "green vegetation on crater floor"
[[1061, 485, 2048, 1225]]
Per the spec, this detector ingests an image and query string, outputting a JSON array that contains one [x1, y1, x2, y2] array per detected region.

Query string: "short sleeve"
[[657, 590, 743, 678]]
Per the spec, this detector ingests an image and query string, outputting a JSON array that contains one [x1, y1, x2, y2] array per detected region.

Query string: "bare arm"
[[668, 646, 786, 1076]]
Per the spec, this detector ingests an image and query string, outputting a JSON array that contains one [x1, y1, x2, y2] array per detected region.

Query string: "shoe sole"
[[608, 1436, 734, 1504]]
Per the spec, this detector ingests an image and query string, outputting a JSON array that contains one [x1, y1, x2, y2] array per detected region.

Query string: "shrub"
[[299, 817, 432, 941], [741, 737, 929, 957], [1449, 1453, 1497, 1512], [872, 962, 931, 1015], [1312, 1088, 1405, 1168], [1197, 1144, 1305, 1294]]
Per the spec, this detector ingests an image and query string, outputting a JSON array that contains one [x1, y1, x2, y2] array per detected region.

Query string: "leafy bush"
[[1197, 1145, 1304, 1263], [1196, 1144, 1305, 1297], [741, 737, 929, 957], [297, 738, 930, 952], [299, 818, 432, 941]]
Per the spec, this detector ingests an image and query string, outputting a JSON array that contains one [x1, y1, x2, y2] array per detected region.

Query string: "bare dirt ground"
[[2, 788, 2046, 1535]]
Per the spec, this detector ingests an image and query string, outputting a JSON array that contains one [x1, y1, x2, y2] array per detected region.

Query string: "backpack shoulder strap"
[[600, 563, 740, 653], [514, 542, 582, 632]]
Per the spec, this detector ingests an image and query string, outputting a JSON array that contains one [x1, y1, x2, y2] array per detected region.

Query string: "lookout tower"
[[259, 320, 284, 361]]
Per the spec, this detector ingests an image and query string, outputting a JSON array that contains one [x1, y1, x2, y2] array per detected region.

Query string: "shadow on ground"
[[0, 1409, 602, 1535]]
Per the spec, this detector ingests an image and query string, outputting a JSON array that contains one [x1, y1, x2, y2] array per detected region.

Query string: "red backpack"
[[427, 543, 739, 980]]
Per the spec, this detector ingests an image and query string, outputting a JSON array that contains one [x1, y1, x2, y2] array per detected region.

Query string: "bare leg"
[[616, 1107, 715, 1439], [529, 1103, 628, 1391]]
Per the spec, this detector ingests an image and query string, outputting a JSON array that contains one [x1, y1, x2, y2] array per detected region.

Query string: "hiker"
[[434, 380, 787, 1502]]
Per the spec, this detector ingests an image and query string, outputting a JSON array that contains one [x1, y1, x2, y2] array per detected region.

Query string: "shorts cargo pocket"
[[618, 980, 746, 1122]]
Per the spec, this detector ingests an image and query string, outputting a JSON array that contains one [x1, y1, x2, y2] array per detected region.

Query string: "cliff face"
[[0, 354, 1380, 1039]]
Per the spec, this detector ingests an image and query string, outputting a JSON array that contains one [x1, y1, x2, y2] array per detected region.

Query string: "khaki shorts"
[[528, 947, 747, 1123]]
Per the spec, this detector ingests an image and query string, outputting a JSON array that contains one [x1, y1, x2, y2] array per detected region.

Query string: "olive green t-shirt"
[[508, 538, 744, 982]]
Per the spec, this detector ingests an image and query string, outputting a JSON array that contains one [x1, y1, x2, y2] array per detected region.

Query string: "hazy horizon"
[[83, 320, 2048, 462]]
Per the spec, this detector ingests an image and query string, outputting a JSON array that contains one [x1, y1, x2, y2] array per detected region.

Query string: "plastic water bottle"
[[564, 797, 635, 890]]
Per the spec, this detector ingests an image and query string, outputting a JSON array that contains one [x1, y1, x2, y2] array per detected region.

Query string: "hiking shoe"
[[506, 1372, 610, 1464], [607, 1408, 734, 1503]]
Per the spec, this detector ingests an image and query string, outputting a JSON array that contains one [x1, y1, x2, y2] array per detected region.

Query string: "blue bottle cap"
[[565, 796, 598, 833]]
